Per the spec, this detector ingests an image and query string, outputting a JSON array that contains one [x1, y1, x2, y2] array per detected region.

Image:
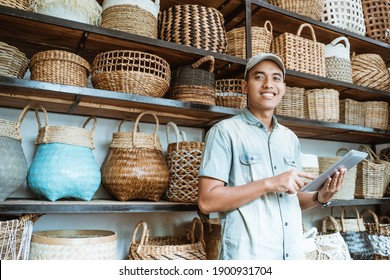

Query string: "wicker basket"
[[226, 21, 273, 59], [168, 56, 216, 105], [0, 41, 29, 79], [92, 50, 170, 98], [159, 4, 227, 53], [215, 79, 246, 109], [379, 148, 390, 197], [324, 36, 352, 83], [29, 230, 117, 260], [271, 23, 326, 77], [301, 153, 319, 184], [304, 88, 339, 122], [275, 86, 305, 118], [101, 0, 159, 38], [363, 101, 388, 130], [128, 218, 207, 260], [339, 99, 365, 126], [322, 0, 366, 36], [362, 0, 390, 43], [30, 50, 91, 87], [101, 112, 169, 201], [0, 0, 30, 10], [198, 211, 221, 260], [268, 0, 323, 20]]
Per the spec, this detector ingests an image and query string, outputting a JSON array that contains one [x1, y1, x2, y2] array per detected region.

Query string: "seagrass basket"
[[271, 23, 326, 77], [0, 41, 29, 79], [339, 99, 365, 126], [215, 79, 246, 109], [275, 86, 304, 118], [29, 50, 91, 87], [363, 101, 388, 130], [159, 4, 227, 53], [268, 0, 323, 20], [0, 0, 30, 10], [198, 211, 221, 260], [325, 57, 352, 83], [226, 21, 273, 58], [92, 50, 170, 98], [362, 0, 390, 43], [304, 88, 339, 122]]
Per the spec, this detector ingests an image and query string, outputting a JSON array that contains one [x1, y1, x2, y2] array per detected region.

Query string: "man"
[[197, 53, 345, 260]]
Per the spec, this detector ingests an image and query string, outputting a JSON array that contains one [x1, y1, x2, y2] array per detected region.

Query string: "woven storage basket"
[[30, 0, 102, 25], [268, 0, 323, 20], [363, 101, 388, 130], [101, 0, 159, 38], [168, 56, 216, 105], [304, 88, 339, 122], [128, 218, 207, 260], [92, 50, 170, 98], [29, 230, 117, 260], [275, 86, 304, 118], [159, 4, 227, 53], [0, 0, 30, 10], [339, 99, 365, 126], [0, 105, 30, 202], [165, 122, 204, 203], [198, 211, 221, 260], [101, 112, 169, 201], [226, 21, 273, 58], [271, 23, 326, 77], [362, 0, 390, 43], [326, 206, 366, 232], [215, 79, 246, 109], [27, 105, 101, 201], [30, 50, 91, 87], [0, 41, 28, 79], [351, 52, 389, 91], [325, 36, 352, 83], [322, 0, 366, 36], [379, 148, 390, 197]]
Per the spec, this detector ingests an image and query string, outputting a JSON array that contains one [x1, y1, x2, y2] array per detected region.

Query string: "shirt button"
[[286, 253, 289, 258], [285, 222, 288, 226], [274, 166, 277, 169], [279, 193, 283, 198], [250, 157, 254, 161]]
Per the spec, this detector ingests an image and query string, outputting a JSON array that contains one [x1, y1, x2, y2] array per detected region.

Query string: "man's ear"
[[241, 80, 248, 94]]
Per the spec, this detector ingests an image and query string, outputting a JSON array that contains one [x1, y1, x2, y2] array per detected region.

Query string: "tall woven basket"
[[101, 112, 169, 201], [324, 37, 352, 83], [215, 79, 246, 109], [0, 41, 28, 79], [339, 99, 365, 126], [304, 88, 339, 122], [363, 101, 388, 130], [275, 86, 305, 118], [362, 0, 390, 43], [268, 0, 323, 20], [159, 4, 227, 53], [0, 0, 30, 10]]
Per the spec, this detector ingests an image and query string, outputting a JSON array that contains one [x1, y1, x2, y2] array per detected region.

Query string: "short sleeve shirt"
[[198, 108, 305, 260]]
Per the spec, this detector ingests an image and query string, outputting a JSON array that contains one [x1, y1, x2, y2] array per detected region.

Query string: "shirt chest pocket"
[[239, 154, 264, 182], [284, 157, 297, 172]]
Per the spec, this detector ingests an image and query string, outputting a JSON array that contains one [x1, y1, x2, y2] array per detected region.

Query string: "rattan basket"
[[226, 21, 273, 59], [0, 41, 29, 79], [0, 0, 30, 10], [92, 50, 170, 97], [362, 0, 390, 43], [275, 86, 305, 118], [215, 79, 246, 109], [268, 0, 323, 20], [339, 99, 365, 126], [304, 88, 339, 122], [271, 23, 326, 77], [363, 101, 388, 129], [198, 211, 221, 260]]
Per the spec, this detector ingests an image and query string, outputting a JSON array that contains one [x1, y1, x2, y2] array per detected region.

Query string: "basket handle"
[[358, 145, 379, 161], [117, 120, 140, 133], [166, 121, 187, 145], [131, 221, 149, 246], [321, 215, 340, 233], [15, 104, 32, 130], [82, 116, 97, 134], [360, 208, 379, 232], [296, 23, 317, 42], [197, 211, 212, 233], [329, 36, 350, 49], [188, 217, 205, 244], [379, 216, 390, 224], [133, 112, 160, 149], [264, 20, 273, 34], [34, 104, 49, 130], [192, 55, 215, 73], [340, 206, 364, 232]]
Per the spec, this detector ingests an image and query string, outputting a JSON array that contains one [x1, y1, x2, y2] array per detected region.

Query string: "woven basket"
[[339, 99, 365, 126], [362, 0, 390, 43], [324, 37, 352, 83], [92, 50, 170, 98], [326, 206, 366, 232], [322, 0, 366, 36], [128, 218, 207, 260], [29, 230, 117, 260], [198, 211, 221, 260], [0, 0, 30, 10], [226, 21, 273, 58], [268, 0, 323, 20], [0, 41, 29, 79], [301, 153, 319, 184], [363, 101, 388, 130], [159, 4, 227, 53], [271, 23, 326, 77], [101, 0, 159, 38], [30, 50, 91, 87], [215, 79, 246, 109], [168, 56, 216, 105], [304, 88, 339, 122], [101, 112, 169, 201], [30, 0, 102, 25], [379, 149, 390, 196], [351, 52, 389, 91], [165, 122, 204, 203], [275, 86, 305, 118]]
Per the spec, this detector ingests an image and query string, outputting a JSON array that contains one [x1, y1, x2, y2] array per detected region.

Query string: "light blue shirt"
[[198, 108, 305, 260]]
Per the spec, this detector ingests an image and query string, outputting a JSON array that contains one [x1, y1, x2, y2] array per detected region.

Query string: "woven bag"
[[198, 211, 221, 260], [0, 105, 30, 202], [101, 112, 169, 201], [128, 218, 207, 260], [326, 207, 366, 233], [30, 0, 102, 25], [215, 79, 246, 109], [101, 0, 159, 38], [0, 0, 30, 10], [268, 0, 323, 20], [324, 37, 352, 83], [92, 50, 170, 98], [168, 56, 216, 105], [322, 0, 366, 36], [271, 23, 326, 77], [27, 105, 101, 201], [363, 101, 388, 130], [226, 21, 273, 58], [165, 122, 204, 203], [339, 98, 365, 126], [29, 230, 117, 260], [159, 4, 227, 53], [29, 50, 91, 87], [304, 88, 339, 122], [362, 0, 390, 43], [0, 41, 28, 79], [275, 86, 304, 118]]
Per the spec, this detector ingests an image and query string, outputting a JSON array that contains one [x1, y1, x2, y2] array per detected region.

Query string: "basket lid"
[[102, 0, 160, 18]]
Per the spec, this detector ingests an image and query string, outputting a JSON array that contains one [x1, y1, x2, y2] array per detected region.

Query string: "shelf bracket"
[[68, 94, 82, 114], [245, 0, 252, 60], [76, 31, 89, 55]]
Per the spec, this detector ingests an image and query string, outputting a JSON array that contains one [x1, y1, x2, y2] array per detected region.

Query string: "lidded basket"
[[0, 0, 30, 10], [0, 41, 29, 79]]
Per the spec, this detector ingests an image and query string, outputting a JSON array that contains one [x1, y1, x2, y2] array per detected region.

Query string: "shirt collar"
[[241, 107, 279, 130]]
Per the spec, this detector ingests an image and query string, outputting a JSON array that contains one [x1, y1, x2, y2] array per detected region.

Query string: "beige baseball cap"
[[244, 53, 286, 80]]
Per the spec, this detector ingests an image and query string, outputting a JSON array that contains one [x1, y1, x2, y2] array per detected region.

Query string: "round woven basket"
[[363, 101, 388, 129], [30, 50, 91, 87], [304, 88, 339, 122], [0, 0, 30, 10], [268, 0, 323, 20], [275, 86, 305, 118], [362, 0, 390, 43], [0, 41, 29, 79], [215, 79, 246, 109], [92, 50, 170, 98]]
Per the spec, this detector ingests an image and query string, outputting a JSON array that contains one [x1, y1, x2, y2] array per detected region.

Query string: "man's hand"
[[317, 168, 346, 203], [270, 169, 316, 194]]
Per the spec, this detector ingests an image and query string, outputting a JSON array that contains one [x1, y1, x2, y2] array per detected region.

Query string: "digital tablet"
[[300, 150, 368, 192]]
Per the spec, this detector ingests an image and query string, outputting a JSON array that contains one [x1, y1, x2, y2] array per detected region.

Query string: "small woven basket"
[[0, 0, 30, 10], [226, 21, 273, 58], [304, 88, 339, 122], [92, 50, 170, 98], [268, 0, 323, 20], [30, 50, 91, 87], [0, 41, 29, 79], [275, 86, 305, 118], [363, 101, 388, 130], [362, 0, 390, 43], [325, 57, 353, 83], [339, 99, 365, 126], [198, 211, 221, 260], [215, 79, 246, 109]]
